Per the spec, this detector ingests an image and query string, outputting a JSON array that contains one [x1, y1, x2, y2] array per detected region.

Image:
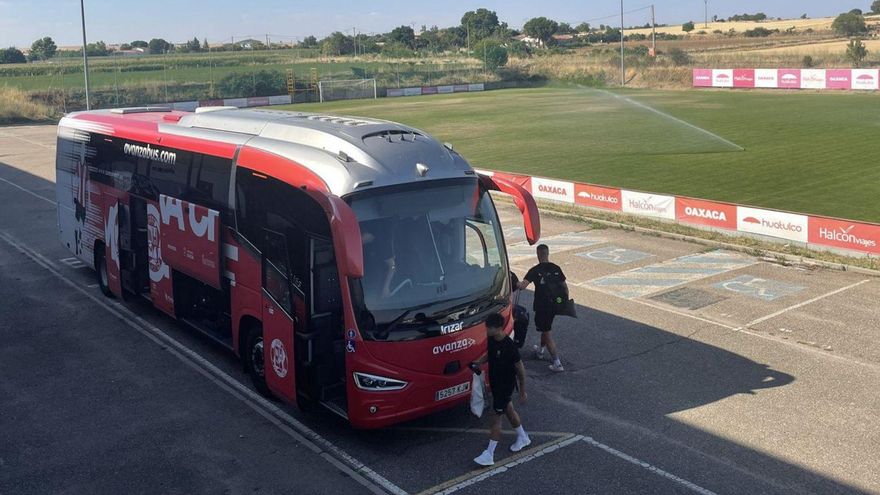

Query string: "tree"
[[556, 22, 573, 34], [148, 38, 172, 54], [846, 38, 868, 67], [301, 35, 317, 48], [320, 32, 353, 55], [203, 38, 209, 51], [574, 22, 591, 33], [682, 21, 695, 33], [0, 47, 26, 64], [85, 41, 109, 56], [388, 25, 416, 49], [461, 8, 501, 42], [849, 9, 863, 15], [523, 17, 559, 47], [181, 37, 201, 53], [832, 12, 867, 36], [475, 39, 508, 70], [130, 40, 148, 49], [801, 14, 808, 19], [29, 37, 57, 61], [119, 43, 132, 50], [873, 0, 880, 14]]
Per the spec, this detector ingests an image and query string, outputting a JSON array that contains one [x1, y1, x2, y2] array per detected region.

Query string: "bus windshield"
[[350, 178, 509, 340]]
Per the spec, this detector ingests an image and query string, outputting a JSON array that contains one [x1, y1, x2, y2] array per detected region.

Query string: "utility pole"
[[266, 34, 270, 49], [651, 4, 656, 56], [79, 0, 91, 110], [620, 0, 625, 86], [704, 0, 709, 28], [467, 22, 470, 58]]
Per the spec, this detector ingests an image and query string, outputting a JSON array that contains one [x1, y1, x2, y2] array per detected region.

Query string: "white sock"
[[515, 425, 527, 439], [487, 440, 498, 455], [553, 358, 562, 367], [541, 346, 547, 354]]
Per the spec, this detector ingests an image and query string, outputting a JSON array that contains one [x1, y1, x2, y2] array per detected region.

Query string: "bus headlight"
[[353, 372, 407, 391]]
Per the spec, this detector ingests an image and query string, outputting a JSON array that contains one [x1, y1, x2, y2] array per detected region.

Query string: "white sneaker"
[[510, 435, 532, 452], [473, 449, 494, 466], [532, 345, 547, 361], [549, 363, 565, 372]]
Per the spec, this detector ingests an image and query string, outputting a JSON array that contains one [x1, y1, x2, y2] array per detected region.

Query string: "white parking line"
[[0, 230, 406, 495], [580, 435, 719, 495], [0, 176, 56, 205], [744, 279, 872, 327], [0, 130, 54, 149]]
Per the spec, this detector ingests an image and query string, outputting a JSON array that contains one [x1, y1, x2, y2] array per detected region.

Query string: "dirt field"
[[626, 15, 880, 36], [743, 37, 880, 54]]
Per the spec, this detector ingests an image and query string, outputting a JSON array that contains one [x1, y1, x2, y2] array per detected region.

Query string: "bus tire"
[[244, 325, 273, 397], [95, 245, 113, 298]]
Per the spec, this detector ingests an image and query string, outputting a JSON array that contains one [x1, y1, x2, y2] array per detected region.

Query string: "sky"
[[0, 0, 868, 48]]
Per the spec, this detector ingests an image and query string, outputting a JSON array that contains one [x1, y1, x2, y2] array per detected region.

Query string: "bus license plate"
[[435, 382, 470, 401]]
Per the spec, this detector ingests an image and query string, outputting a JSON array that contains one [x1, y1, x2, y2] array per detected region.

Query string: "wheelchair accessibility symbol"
[[576, 246, 653, 265], [715, 275, 805, 301]]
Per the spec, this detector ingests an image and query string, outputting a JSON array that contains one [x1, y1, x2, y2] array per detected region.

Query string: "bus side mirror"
[[477, 173, 541, 245]]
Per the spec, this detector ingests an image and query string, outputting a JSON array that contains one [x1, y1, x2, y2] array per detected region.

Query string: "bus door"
[[260, 228, 299, 404]]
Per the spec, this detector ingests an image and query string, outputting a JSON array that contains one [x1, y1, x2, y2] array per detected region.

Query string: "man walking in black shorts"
[[471, 313, 530, 466], [519, 244, 566, 372]]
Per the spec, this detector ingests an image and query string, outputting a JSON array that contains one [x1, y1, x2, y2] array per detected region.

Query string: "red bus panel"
[[158, 194, 222, 289]]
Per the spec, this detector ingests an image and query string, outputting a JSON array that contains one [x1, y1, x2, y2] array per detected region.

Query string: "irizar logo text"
[[440, 321, 464, 335], [819, 226, 877, 247], [684, 206, 727, 221]]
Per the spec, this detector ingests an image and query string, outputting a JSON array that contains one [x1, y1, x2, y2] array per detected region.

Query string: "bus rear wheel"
[[95, 246, 113, 298], [245, 325, 272, 397]]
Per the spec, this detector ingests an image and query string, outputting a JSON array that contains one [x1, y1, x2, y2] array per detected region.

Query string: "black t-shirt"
[[488, 336, 521, 392], [524, 262, 567, 313]]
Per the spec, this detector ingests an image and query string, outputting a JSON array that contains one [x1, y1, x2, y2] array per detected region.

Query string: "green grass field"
[[276, 87, 880, 223]]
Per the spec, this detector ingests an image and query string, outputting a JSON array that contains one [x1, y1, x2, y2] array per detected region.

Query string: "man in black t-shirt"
[[519, 244, 567, 372], [470, 313, 530, 466]]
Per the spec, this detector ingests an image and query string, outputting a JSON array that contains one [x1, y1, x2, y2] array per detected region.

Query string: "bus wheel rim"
[[251, 338, 265, 378]]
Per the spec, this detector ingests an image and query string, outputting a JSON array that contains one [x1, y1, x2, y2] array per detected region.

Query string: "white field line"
[[596, 89, 746, 152], [744, 279, 872, 327], [0, 230, 407, 495]]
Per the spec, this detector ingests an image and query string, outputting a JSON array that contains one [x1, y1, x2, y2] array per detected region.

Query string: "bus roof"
[[64, 106, 476, 196]]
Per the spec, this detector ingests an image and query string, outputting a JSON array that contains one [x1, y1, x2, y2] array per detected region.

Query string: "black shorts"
[[491, 384, 514, 414], [534, 311, 555, 333]]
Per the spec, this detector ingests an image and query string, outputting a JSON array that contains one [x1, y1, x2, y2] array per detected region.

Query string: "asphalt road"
[[1, 125, 879, 495]]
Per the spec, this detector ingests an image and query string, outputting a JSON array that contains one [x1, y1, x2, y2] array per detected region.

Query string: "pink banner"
[[777, 69, 801, 89], [825, 69, 851, 90], [421, 86, 438, 95], [733, 69, 755, 88], [693, 69, 713, 87]]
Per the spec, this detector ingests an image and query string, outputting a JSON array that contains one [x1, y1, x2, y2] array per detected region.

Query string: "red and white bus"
[[56, 106, 540, 428]]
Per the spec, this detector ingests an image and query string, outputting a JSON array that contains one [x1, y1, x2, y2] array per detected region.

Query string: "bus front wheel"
[[245, 325, 272, 397]]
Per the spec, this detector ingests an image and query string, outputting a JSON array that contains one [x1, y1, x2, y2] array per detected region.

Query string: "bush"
[[668, 48, 691, 66], [682, 21, 695, 33], [474, 39, 508, 71], [832, 12, 867, 37], [802, 55, 814, 68], [216, 70, 286, 98], [744, 27, 776, 37]]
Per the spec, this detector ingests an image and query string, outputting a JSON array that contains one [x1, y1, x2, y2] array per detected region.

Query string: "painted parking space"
[[580, 249, 756, 299], [575, 246, 654, 265], [506, 231, 606, 263], [714, 275, 806, 301]]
